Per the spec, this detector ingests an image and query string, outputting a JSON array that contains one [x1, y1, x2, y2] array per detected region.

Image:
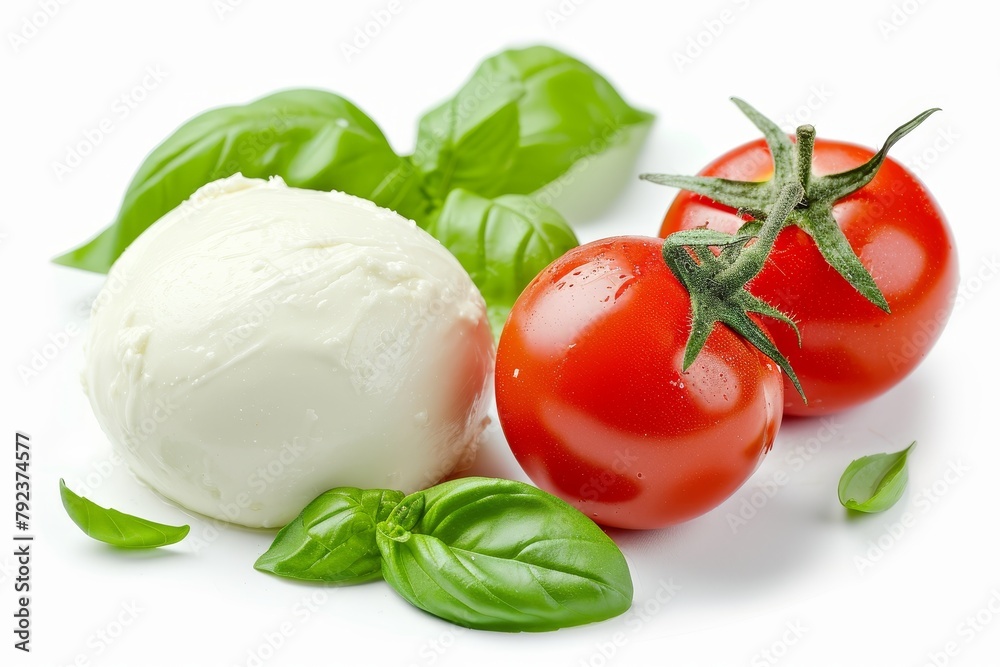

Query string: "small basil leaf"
[[55, 89, 428, 273], [376, 477, 633, 632], [412, 73, 524, 205], [839, 442, 916, 513], [255, 487, 404, 584], [429, 189, 579, 336], [59, 479, 189, 548]]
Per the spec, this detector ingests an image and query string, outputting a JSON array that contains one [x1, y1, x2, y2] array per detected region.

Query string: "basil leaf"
[[839, 442, 916, 513], [255, 488, 404, 584], [59, 479, 189, 548], [414, 46, 653, 219], [376, 477, 633, 632], [412, 73, 524, 205], [55, 89, 427, 273], [429, 189, 578, 336]]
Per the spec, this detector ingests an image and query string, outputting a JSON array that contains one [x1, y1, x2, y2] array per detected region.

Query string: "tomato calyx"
[[641, 98, 940, 313], [662, 181, 807, 400]]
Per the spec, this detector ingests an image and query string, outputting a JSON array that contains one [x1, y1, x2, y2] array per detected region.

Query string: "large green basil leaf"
[[255, 487, 404, 584], [59, 479, 189, 548], [429, 189, 578, 337], [55, 89, 428, 273], [412, 72, 524, 206], [376, 477, 633, 632], [417, 46, 653, 217]]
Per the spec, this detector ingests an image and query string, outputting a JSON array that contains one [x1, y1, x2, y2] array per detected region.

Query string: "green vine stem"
[[642, 99, 940, 314], [661, 182, 806, 400]]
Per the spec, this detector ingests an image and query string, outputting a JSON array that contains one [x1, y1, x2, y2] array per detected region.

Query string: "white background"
[[2, 0, 999, 665]]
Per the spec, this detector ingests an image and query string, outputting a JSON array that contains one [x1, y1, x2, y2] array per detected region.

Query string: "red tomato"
[[495, 237, 783, 529], [660, 139, 958, 415]]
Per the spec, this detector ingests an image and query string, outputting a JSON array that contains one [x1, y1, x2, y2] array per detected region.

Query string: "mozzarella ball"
[[84, 175, 494, 527]]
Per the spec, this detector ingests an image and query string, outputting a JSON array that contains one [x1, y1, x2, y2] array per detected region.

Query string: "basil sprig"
[[378, 478, 633, 632], [839, 442, 916, 513], [254, 488, 404, 584], [256, 477, 633, 632], [59, 479, 189, 548], [55, 46, 651, 333], [55, 90, 426, 273]]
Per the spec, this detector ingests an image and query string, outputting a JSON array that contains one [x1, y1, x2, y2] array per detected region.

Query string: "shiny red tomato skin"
[[495, 237, 783, 529], [659, 138, 959, 415]]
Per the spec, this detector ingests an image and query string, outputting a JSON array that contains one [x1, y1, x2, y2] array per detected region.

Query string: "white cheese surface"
[[84, 175, 494, 527]]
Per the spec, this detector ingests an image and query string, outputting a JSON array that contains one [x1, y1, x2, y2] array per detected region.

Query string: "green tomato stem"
[[715, 183, 803, 289], [795, 124, 816, 198], [659, 181, 807, 399], [641, 101, 938, 316]]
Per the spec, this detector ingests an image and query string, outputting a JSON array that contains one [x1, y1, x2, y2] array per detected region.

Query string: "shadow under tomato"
[[607, 369, 936, 604]]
